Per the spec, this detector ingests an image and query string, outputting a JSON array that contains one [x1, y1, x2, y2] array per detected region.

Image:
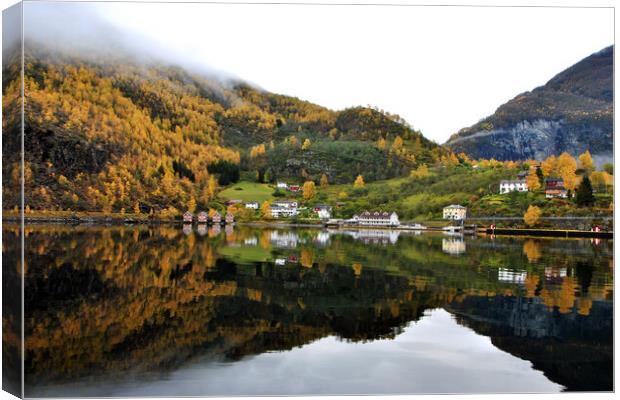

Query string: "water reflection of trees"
[[2, 225, 613, 390]]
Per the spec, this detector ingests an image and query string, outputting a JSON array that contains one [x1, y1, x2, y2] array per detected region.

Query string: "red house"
[[197, 211, 208, 224], [225, 212, 235, 225], [211, 211, 221, 225]]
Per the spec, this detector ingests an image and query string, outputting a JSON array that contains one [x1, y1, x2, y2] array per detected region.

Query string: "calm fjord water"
[[3, 225, 613, 396]]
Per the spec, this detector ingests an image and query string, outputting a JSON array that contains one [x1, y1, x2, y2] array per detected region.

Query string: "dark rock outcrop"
[[446, 46, 613, 162]]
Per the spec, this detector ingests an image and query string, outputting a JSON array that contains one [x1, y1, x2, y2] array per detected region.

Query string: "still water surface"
[[2, 225, 613, 396]]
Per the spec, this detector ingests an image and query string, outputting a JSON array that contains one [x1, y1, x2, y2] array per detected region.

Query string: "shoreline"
[[3, 217, 612, 239]]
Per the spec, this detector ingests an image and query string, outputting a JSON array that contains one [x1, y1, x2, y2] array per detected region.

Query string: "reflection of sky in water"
[[31, 309, 562, 397]]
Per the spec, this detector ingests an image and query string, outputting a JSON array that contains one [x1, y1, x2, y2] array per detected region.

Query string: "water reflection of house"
[[270, 230, 299, 248], [544, 267, 567, 283], [314, 231, 331, 246], [287, 255, 299, 263], [338, 229, 400, 245], [224, 224, 234, 236], [497, 268, 526, 284], [196, 225, 207, 237], [209, 225, 221, 236], [182, 224, 193, 236], [442, 238, 466, 255]]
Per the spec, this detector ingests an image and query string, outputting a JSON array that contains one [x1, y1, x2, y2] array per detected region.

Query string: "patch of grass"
[[218, 182, 276, 203]]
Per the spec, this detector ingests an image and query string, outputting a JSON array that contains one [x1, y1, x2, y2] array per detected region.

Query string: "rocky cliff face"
[[446, 46, 613, 162]]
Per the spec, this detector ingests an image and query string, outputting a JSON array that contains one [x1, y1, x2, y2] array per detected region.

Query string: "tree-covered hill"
[[3, 43, 448, 213]]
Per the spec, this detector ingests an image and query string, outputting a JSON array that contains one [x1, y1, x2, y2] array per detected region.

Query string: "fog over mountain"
[[22, 2, 240, 84]]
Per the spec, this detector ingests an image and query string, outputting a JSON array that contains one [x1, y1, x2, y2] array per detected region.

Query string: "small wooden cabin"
[[197, 211, 208, 224], [211, 211, 222, 224], [225, 212, 235, 225]]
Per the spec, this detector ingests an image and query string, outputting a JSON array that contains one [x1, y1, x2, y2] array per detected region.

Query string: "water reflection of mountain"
[[1, 225, 613, 393], [447, 295, 613, 391]]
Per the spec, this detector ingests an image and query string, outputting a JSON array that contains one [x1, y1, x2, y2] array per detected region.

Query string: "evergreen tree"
[[575, 176, 595, 207], [536, 166, 544, 187]]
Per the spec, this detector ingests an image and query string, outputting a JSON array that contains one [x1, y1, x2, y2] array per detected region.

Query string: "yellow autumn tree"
[[353, 175, 365, 188], [410, 164, 429, 179], [590, 171, 609, 192], [338, 191, 348, 199], [302, 138, 311, 150], [540, 155, 558, 177], [187, 197, 197, 213], [302, 181, 316, 200], [320, 173, 329, 188], [578, 150, 595, 174], [525, 168, 541, 191], [556, 152, 578, 191], [391, 136, 403, 152], [133, 202, 140, 214], [260, 200, 271, 218], [524, 205, 542, 227], [376, 137, 386, 150]]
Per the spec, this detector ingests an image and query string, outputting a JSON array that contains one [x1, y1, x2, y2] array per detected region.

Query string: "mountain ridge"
[[446, 45, 613, 162], [2, 43, 447, 213]]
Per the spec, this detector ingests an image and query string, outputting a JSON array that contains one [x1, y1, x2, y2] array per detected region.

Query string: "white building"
[[245, 201, 259, 209], [270, 230, 299, 248], [313, 205, 332, 220], [353, 211, 400, 226], [442, 238, 466, 255], [270, 200, 298, 218], [498, 268, 527, 284], [276, 182, 288, 189], [443, 204, 467, 220], [499, 179, 528, 194]]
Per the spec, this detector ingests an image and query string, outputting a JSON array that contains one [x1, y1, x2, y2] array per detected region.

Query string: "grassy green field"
[[218, 182, 276, 203]]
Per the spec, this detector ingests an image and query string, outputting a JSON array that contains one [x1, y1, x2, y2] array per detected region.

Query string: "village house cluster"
[[276, 182, 302, 193], [183, 210, 235, 225], [498, 169, 568, 198]]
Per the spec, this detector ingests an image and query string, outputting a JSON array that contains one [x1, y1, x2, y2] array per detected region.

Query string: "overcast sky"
[[22, 1, 614, 143]]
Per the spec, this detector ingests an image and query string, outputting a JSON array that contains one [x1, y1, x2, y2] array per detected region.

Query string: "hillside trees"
[[303, 181, 316, 200], [578, 150, 595, 173], [524, 205, 542, 227], [354, 175, 365, 188], [526, 169, 541, 191], [16, 55, 241, 213]]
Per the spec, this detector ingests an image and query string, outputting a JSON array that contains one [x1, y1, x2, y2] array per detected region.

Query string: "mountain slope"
[[3, 43, 446, 213], [446, 46, 613, 162]]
